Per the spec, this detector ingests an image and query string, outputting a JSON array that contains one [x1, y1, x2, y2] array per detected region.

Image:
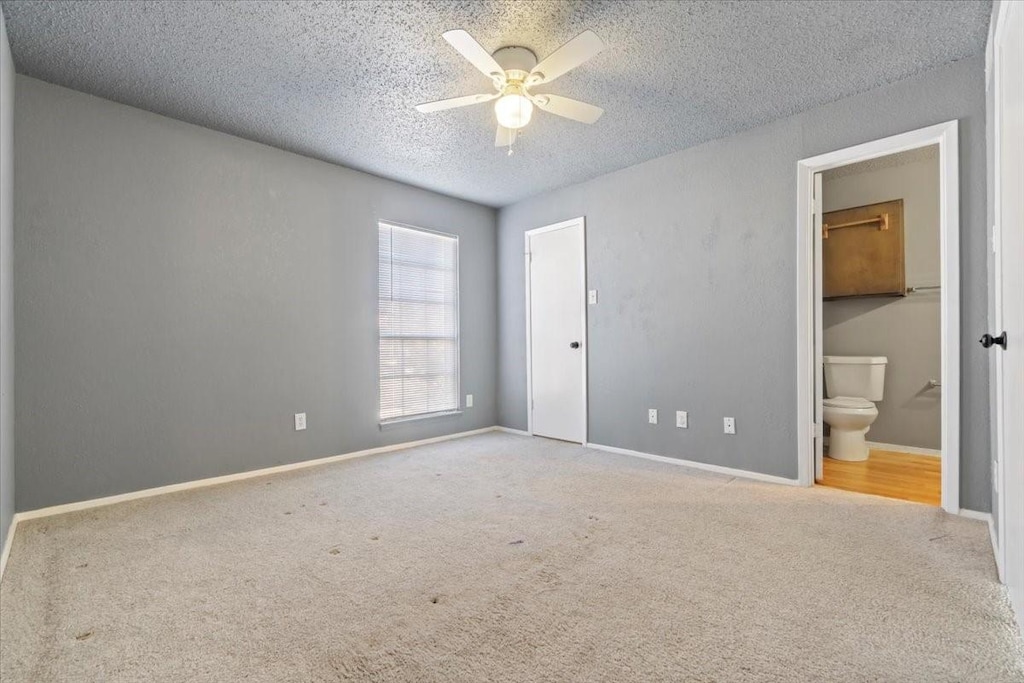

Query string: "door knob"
[[569, 341, 581, 349], [980, 332, 1008, 350]]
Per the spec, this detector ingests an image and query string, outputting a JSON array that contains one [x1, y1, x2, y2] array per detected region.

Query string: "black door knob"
[[569, 341, 580, 349], [980, 332, 1008, 350]]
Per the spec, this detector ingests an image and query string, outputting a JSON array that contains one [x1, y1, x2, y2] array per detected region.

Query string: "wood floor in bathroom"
[[818, 448, 941, 506]]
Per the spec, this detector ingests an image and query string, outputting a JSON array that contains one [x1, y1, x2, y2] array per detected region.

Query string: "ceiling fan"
[[415, 29, 606, 152]]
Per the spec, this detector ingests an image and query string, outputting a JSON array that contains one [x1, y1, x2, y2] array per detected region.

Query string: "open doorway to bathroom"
[[816, 146, 942, 505], [796, 121, 960, 513]]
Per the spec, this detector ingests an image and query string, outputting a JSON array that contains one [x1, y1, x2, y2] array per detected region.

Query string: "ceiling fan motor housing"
[[492, 46, 538, 81]]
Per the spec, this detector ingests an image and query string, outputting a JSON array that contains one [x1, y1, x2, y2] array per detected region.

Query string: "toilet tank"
[[823, 356, 887, 401]]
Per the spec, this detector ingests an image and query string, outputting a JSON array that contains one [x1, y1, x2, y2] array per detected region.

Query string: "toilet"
[[822, 355, 888, 461]]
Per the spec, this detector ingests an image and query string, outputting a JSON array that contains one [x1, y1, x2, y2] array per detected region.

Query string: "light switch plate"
[[588, 290, 598, 305], [723, 417, 735, 434], [295, 413, 307, 431], [676, 411, 688, 429], [466, 394, 474, 408], [648, 408, 658, 425]]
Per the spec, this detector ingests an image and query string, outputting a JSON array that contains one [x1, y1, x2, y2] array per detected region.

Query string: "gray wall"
[[822, 151, 941, 450], [0, 13, 14, 554], [498, 55, 991, 511], [13, 76, 497, 511]]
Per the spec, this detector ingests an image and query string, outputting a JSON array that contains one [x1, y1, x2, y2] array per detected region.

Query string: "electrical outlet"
[[466, 394, 474, 408], [723, 417, 736, 435], [588, 289, 598, 305], [676, 411, 688, 429], [648, 408, 658, 425], [295, 413, 307, 431]]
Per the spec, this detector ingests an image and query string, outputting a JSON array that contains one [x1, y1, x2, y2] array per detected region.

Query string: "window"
[[378, 222, 460, 422]]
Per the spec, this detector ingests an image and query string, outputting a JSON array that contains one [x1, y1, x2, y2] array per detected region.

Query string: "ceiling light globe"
[[495, 93, 533, 130]]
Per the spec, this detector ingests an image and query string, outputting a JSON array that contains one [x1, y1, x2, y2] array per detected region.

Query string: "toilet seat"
[[823, 396, 874, 409]]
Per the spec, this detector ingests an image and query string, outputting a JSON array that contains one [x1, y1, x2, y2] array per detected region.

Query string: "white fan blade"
[[531, 94, 604, 124], [443, 30, 506, 83], [528, 30, 605, 85], [495, 126, 518, 147], [415, 92, 498, 113]]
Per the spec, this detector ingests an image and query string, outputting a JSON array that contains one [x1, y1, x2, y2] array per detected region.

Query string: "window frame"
[[377, 220, 461, 426]]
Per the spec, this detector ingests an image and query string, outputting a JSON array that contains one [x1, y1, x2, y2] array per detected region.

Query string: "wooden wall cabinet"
[[822, 198, 905, 299]]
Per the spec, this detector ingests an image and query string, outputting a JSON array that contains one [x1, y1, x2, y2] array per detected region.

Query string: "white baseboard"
[[14, 426, 500, 524], [958, 508, 992, 522], [584, 442, 800, 486], [865, 441, 942, 457], [957, 509, 1002, 580], [494, 426, 531, 436], [0, 514, 18, 582], [822, 437, 941, 457], [989, 516, 1003, 582]]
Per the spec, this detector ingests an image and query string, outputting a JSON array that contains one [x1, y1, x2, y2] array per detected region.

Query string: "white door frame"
[[796, 121, 961, 513], [524, 217, 588, 442]]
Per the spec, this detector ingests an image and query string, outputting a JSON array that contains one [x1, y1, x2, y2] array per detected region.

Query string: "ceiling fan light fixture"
[[417, 29, 606, 148], [494, 89, 533, 130]]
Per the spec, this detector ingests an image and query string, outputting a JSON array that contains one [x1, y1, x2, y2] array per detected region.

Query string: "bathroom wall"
[[822, 147, 941, 451]]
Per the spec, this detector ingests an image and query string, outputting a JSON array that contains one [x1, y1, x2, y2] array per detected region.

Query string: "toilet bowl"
[[822, 355, 888, 462], [823, 396, 878, 461]]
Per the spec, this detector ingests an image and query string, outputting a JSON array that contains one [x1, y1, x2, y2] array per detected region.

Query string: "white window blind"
[[378, 222, 460, 422]]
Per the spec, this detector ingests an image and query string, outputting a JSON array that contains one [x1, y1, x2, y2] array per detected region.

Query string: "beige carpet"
[[1, 432, 1021, 682]]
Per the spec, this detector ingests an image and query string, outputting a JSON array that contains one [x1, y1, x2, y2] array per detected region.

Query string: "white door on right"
[[994, 0, 1024, 613], [527, 219, 586, 444]]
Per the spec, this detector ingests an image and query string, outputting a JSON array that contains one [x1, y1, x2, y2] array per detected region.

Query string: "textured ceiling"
[[1, 0, 991, 207]]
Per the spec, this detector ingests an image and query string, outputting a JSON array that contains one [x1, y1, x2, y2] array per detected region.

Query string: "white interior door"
[[527, 219, 586, 443], [994, 0, 1024, 619], [814, 172, 824, 480]]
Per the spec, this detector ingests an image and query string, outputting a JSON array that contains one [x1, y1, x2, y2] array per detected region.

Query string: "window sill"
[[379, 410, 463, 429]]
